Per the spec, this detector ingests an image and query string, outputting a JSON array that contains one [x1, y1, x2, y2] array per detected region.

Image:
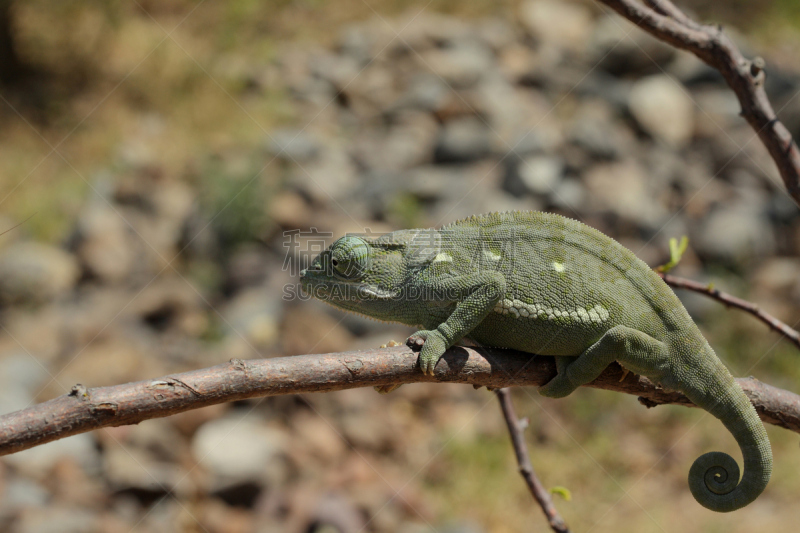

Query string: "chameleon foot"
[[538, 374, 578, 398], [407, 330, 447, 376]]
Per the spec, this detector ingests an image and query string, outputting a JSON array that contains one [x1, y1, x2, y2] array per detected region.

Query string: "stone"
[[696, 202, 776, 261], [550, 178, 587, 211], [434, 117, 492, 163], [225, 244, 270, 293], [354, 111, 438, 171], [520, 0, 593, 54], [0, 242, 79, 304], [582, 159, 667, 227], [75, 203, 133, 284], [568, 99, 634, 159], [394, 73, 450, 113], [476, 17, 518, 51], [588, 14, 676, 75], [191, 414, 288, 490], [289, 146, 358, 204], [629, 75, 695, 147], [220, 286, 283, 348], [266, 129, 321, 163], [0, 352, 50, 414], [12, 506, 98, 533], [417, 39, 494, 88], [309, 52, 360, 91], [3, 433, 101, 478], [504, 155, 565, 196]]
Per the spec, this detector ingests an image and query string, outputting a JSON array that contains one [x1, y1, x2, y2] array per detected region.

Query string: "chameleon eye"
[[330, 236, 372, 279]]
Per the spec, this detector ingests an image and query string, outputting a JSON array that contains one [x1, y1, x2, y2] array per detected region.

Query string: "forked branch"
[[660, 273, 800, 351], [597, 0, 800, 206]]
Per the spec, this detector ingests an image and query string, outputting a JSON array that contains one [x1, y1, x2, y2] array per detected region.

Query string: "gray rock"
[[550, 178, 587, 211], [576, 72, 632, 111], [354, 111, 438, 171], [310, 52, 360, 91], [192, 414, 288, 491], [629, 75, 695, 147], [395, 73, 451, 112], [569, 100, 634, 160], [417, 39, 494, 89], [520, 0, 593, 54], [3, 433, 100, 477], [395, 12, 472, 50], [696, 203, 776, 261], [588, 14, 676, 75], [266, 129, 321, 163], [289, 146, 358, 203], [220, 285, 283, 348], [582, 159, 667, 227], [75, 203, 133, 284], [434, 117, 492, 163], [692, 88, 742, 137], [226, 244, 270, 293], [13, 506, 98, 533], [0, 352, 49, 414], [0, 242, 79, 304], [1, 478, 49, 509], [504, 155, 564, 196], [474, 75, 527, 149], [475, 17, 518, 52]]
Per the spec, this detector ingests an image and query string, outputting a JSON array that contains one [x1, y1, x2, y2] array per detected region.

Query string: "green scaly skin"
[[299, 211, 772, 512]]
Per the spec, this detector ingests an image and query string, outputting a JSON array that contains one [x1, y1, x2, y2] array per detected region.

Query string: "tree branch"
[[660, 272, 800, 351], [597, 0, 800, 207], [1, 345, 799, 456], [496, 388, 571, 533]]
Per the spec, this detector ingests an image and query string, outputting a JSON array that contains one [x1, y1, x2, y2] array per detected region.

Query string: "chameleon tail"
[[682, 349, 772, 512]]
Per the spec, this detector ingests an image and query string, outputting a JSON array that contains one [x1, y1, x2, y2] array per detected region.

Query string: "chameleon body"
[[299, 211, 771, 512]]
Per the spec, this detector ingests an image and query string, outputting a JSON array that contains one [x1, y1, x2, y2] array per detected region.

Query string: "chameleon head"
[[300, 235, 409, 322]]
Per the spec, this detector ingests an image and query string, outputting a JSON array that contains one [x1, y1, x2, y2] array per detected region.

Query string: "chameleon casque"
[[299, 211, 772, 512]]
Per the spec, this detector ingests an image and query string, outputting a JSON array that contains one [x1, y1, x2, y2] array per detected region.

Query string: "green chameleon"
[[299, 211, 771, 512]]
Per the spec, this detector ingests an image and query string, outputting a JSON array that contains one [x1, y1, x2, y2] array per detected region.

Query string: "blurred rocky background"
[[0, 0, 799, 532]]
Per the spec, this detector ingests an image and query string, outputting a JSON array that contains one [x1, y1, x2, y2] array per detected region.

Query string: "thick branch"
[[597, 0, 800, 206], [660, 272, 800, 351], [0, 345, 799, 456], [496, 388, 570, 533]]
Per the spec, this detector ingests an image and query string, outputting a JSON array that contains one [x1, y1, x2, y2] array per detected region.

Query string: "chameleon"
[[299, 210, 772, 512]]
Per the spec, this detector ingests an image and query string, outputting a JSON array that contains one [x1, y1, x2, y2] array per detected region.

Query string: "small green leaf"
[[549, 486, 572, 501], [655, 236, 689, 273]]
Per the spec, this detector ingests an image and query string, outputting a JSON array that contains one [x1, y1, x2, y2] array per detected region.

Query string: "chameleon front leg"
[[539, 325, 668, 398], [411, 272, 506, 375]]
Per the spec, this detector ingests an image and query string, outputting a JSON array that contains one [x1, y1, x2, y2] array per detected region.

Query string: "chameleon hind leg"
[[538, 325, 668, 398]]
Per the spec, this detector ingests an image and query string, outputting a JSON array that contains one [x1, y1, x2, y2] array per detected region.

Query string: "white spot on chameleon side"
[[483, 250, 502, 262], [553, 262, 565, 272], [433, 253, 452, 263], [493, 300, 611, 324]]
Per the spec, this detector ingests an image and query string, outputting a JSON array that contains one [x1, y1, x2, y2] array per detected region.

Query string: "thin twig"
[[496, 388, 570, 533], [1, 345, 799, 456], [597, 0, 800, 207], [660, 272, 800, 351]]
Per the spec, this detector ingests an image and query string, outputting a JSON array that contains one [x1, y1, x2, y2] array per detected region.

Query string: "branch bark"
[[1, 345, 799, 456], [660, 272, 800, 351], [596, 0, 800, 207], [496, 388, 570, 533]]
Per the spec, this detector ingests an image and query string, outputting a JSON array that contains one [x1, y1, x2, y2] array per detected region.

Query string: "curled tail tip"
[[688, 451, 770, 512]]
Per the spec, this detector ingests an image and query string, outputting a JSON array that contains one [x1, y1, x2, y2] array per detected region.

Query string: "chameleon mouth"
[[300, 270, 396, 301]]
